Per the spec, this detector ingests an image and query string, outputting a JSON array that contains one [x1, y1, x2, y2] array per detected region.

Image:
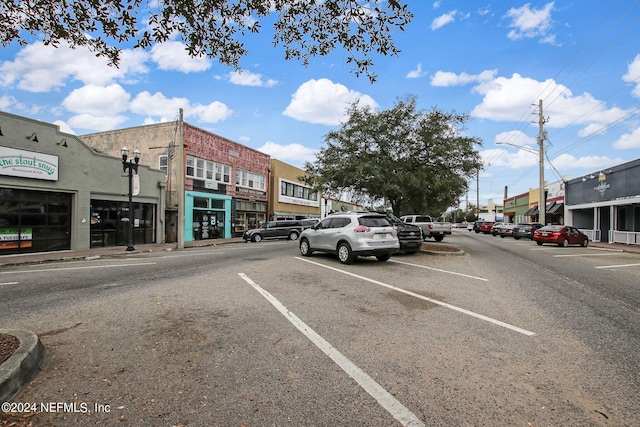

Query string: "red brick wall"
[[184, 123, 270, 200]]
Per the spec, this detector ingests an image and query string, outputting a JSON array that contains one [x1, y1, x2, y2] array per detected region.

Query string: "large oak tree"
[[1, 0, 412, 82], [304, 96, 483, 217]]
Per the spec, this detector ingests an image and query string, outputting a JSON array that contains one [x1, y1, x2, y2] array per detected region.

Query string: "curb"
[[0, 330, 48, 402], [420, 247, 465, 256]]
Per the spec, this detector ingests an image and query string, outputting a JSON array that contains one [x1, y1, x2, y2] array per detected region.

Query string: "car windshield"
[[359, 216, 391, 227], [541, 225, 563, 231]]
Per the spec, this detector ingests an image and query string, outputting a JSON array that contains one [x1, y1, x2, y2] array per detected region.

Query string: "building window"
[[235, 169, 266, 191], [159, 155, 168, 174], [186, 156, 231, 184], [186, 157, 194, 176], [280, 180, 318, 202]]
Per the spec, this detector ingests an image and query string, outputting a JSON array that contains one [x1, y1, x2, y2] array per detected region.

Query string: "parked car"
[[479, 222, 495, 234], [512, 223, 544, 240], [384, 213, 423, 254], [533, 225, 589, 247], [499, 223, 516, 238], [299, 211, 399, 264], [472, 221, 484, 233], [467, 222, 475, 231], [490, 222, 504, 236], [399, 214, 451, 242], [300, 218, 319, 230], [242, 220, 303, 242]]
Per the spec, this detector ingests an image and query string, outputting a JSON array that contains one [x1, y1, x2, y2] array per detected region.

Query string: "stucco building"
[[269, 159, 320, 220], [0, 111, 166, 255]]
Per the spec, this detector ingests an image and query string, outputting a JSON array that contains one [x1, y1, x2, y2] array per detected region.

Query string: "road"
[[1, 232, 639, 426]]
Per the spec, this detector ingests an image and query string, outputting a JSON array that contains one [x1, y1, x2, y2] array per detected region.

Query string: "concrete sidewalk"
[[0, 238, 246, 267]]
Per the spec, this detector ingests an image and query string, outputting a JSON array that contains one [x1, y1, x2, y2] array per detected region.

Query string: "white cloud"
[[470, 73, 631, 131], [191, 101, 234, 123], [505, 2, 555, 43], [283, 78, 378, 126], [551, 154, 625, 170], [67, 114, 129, 132], [623, 54, 640, 98], [613, 127, 640, 149], [53, 120, 75, 135], [150, 41, 211, 73], [130, 91, 233, 124], [0, 41, 149, 92], [130, 91, 188, 119], [431, 69, 497, 86], [62, 84, 130, 116], [406, 64, 427, 79], [229, 70, 277, 87], [257, 141, 317, 165], [431, 11, 457, 30], [481, 147, 538, 169]]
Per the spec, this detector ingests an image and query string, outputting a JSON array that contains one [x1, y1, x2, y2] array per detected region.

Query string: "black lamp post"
[[121, 147, 140, 251]]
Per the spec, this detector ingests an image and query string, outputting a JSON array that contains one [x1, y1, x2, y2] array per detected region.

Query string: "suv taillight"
[[353, 225, 370, 233]]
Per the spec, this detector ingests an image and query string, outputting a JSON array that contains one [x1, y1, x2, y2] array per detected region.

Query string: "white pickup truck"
[[399, 214, 452, 242]]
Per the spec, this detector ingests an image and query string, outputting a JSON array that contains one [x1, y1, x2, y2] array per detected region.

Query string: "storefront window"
[[0, 188, 72, 254], [90, 200, 156, 248]]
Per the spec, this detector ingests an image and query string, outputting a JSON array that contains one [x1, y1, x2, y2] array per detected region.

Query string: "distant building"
[[566, 158, 640, 245], [81, 118, 270, 242], [269, 159, 320, 220]]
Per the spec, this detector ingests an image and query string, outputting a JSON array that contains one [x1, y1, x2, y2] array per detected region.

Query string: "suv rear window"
[[359, 216, 391, 227]]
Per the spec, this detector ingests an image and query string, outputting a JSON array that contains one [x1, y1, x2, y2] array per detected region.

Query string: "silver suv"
[[298, 212, 399, 264]]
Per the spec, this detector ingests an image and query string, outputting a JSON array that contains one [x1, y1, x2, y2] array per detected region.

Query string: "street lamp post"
[[497, 141, 545, 224], [121, 147, 140, 251]]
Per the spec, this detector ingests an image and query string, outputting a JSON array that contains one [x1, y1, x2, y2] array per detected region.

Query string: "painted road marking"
[[239, 273, 425, 427], [0, 282, 19, 286], [596, 263, 640, 269], [0, 262, 156, 274], [390, 259, 488, 281], [296, 258, 535, 336], [553, 253, 623, 258]]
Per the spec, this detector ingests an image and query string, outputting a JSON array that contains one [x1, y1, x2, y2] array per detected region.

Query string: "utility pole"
[[537, 99, 547, 226], [176, 108, 185, 249]]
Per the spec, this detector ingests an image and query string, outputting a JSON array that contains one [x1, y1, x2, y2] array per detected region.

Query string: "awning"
[[548, 203, 564, 215], [523, 206, 538, 216]]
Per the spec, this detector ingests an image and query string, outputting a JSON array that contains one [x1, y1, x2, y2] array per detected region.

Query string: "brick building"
[[81, 117, 270, 243]]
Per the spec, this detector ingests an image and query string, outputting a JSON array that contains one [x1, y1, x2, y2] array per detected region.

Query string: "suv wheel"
[[299, 238, 313, 257], [252, 234, 263, 243], [288, 231, 299, 241], [337, 242, 355, 265], [376, 253, 391, 262]]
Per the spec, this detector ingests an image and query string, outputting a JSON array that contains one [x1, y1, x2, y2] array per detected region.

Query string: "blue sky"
[[1, 1, 639, 207]]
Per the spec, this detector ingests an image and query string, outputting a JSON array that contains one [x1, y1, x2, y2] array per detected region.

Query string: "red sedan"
[[533, 225, 589, 247], [479, 222, 495, 234]]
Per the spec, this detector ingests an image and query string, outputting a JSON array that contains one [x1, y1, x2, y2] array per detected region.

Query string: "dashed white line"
[[239, 273, 425, 427], [553, 253, 623, 258], [295, 257, 535, 336], [390, 259, 488, 281], [595, 263, 640, 269], [0, 282, 19, 286], [0, 262, 156, 274]]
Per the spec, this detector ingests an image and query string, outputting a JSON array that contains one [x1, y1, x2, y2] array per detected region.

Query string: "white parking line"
[[295, 257, 535, 336], [553, 253, 623, 258], [0, 262, 156, 274], [595, 263, 640, 269], [0, 282, 19, 286], [390, 259, 488, 281], [239, 273, 425, 427]]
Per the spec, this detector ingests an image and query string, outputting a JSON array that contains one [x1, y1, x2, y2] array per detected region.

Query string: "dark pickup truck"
[[385, 214, 423, 254]]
